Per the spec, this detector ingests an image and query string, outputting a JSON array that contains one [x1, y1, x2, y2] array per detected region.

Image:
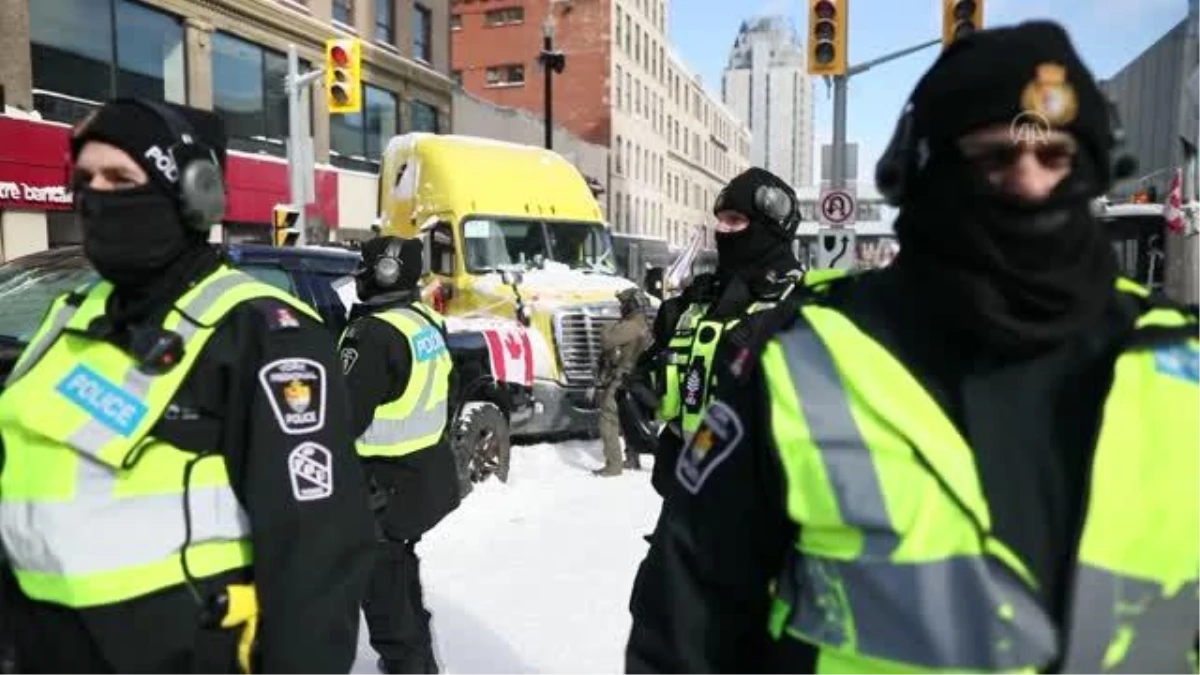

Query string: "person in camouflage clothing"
[[594, 288, 653, 476]]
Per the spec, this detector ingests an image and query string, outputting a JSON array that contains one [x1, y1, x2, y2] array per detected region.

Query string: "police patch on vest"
[[1154, 344, 1199, 383], [288, 442, 333, 501], [340, 347, 359, 375], [675, 400, 743, 494], [682, 361, 706, 412], [413, 326, 447, 362], [55, 364, 148, 437], [259, 358, 326, 434]]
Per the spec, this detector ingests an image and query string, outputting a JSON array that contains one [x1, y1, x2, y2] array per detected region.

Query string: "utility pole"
[[828, 38, 940, 188], [285, 44, 325, 245], [538, 13, 566, 150]]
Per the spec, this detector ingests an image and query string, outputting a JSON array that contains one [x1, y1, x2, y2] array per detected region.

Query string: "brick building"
[[450, 0, 749, 247], [0, 0, 453, 260]]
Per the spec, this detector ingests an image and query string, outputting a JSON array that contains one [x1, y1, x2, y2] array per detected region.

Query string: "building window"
[[330, 83, 398, 169], [484, 7, 524, 26], [413, 3, 432, 62], [212, 31, 308, 154], [29, 0, 186, 123], [451, 70, 463, 86], [614, 65, 623, 111], [411, 100, 440, 133], [375, 0, 394, 43], [485, 64, 524, 86], [615, 135, 623, 174], [450, 13, 462, 30], [332, 0, 353, 25]]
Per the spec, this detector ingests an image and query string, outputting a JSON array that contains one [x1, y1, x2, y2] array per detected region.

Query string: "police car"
[[0, 244, 527, 497]]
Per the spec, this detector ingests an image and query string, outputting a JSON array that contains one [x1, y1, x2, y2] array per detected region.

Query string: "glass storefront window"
[[212, 32, 264, 142], [331, 84, 398, 171], [115, 0, 186, 103], [30, 0, 185, 124], [411, 100, 439, 133], [212, 32, 309, 155], [365, 86, 398, 159]]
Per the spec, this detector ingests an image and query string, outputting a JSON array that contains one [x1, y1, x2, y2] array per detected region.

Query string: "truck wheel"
[[452, 402, 511, 496]]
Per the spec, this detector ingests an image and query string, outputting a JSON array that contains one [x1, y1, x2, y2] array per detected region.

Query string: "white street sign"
[[815, 227, 857, 270], [818, 186, 857, 227]]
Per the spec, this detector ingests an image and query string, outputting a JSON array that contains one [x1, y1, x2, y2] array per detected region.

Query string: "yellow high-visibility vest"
[[759, 279, 1198, 672], [346, 303, 452, 458], [0, 266, 319, 608]]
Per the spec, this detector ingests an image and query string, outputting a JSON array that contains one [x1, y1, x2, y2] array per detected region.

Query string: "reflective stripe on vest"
[[658, 303, 707, 421], [762, 298, 1199, 672], [0, 267, 319, 608], [679, 299, 779, 438], [352, 305, 452, 457]]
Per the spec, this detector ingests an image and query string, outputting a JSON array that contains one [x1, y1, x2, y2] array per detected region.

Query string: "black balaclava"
[[70, 99, 227, 318], [354, 236, 425, 308], [712, 167, 800, 284], [889, 21, 1121, 357]]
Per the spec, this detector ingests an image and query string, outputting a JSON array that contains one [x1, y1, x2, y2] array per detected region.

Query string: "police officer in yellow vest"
[[337, 236, 460, 674], [627, 22, 1199, 673], [0, 99, 374, 672], [641, 167, 805, 495]]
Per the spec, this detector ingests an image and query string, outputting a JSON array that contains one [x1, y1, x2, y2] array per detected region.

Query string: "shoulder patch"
[[250, 299, 305, 331], [288, 442, 333, 501], [340, 347, 359, 375], [675, 400, 743, 494], [258, 358, 327, 434]]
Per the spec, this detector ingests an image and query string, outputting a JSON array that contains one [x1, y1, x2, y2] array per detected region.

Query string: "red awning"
[[0, 114, 339, 226]]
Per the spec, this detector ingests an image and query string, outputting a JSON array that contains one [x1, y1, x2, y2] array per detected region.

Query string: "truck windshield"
[[461, 217, 615, 274], [0, 261, 96, 343]]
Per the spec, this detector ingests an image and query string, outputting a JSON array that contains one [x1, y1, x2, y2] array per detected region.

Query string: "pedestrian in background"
[[594, 287, 653, 476]]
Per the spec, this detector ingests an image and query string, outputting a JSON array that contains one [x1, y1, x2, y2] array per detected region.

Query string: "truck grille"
[[554, 307, 620, 385]]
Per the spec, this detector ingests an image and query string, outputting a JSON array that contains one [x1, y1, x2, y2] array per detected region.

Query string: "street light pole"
[[829, 37, 941, 188], [542, 18, 554, 150], [538, 11, 566, 151]]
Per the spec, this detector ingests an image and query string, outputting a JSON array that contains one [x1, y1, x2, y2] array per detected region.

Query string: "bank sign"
[[0, 115, 73, 212], [0, 180, 72, 209]]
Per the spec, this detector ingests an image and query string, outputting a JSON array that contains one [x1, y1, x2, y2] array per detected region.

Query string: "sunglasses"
[[961, 140, 1077, 173]]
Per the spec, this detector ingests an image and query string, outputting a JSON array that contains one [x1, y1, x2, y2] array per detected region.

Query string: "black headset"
[[715, 181, 800, 239], [875, 95, 1137, 207], [373, 238, 406, 287], [125, 99, 227, 231]]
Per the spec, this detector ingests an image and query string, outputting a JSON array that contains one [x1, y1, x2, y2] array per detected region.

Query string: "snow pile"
[[352, 440, 661, 674]]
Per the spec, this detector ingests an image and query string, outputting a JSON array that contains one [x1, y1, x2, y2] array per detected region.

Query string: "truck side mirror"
[[428, 221, 456, 275], [644, 267, 665, 300], [420, 230, 433, 275]]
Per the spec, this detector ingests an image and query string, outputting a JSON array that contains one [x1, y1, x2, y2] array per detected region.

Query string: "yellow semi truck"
[[377, 133, 639, 437]]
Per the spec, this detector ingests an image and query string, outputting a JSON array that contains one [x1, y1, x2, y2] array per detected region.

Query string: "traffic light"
[[325, 38, 362, 114], [273, 204, 300, 247], [807, 0, 847, 76], [942, 0, 983, 46]]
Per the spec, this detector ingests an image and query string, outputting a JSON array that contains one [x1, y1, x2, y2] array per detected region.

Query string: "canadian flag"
[[483, 327, 534, 387], [1164, 168, 1186, 234]]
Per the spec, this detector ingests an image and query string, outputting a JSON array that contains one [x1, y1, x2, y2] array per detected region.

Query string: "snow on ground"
[[351, 440, 661, 674]]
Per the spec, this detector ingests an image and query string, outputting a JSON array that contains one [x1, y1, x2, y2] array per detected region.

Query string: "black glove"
[[617, 382, 659, 455]]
